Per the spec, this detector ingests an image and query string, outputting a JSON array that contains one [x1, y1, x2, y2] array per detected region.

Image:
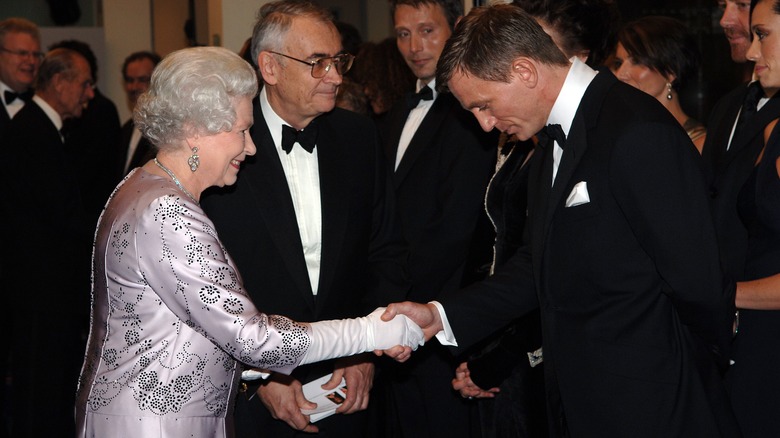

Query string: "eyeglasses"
[[0, 47, 44, 61], [124, 76, 151, 85], [268, 51, 354, 78]]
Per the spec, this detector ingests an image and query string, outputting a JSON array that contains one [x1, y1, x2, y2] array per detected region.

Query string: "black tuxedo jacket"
[[701, 84, 780, 281], [0, 101, 93, 437], [63, 89, 122, 227], [119, 119, 156, 175], [380, 92, 496, 302], [441, 72, 739, 437], [203, 101, 409, 345], [0, 102, 10, 133]]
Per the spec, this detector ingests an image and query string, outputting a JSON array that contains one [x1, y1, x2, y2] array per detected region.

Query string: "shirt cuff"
[[430, 301, 458, 347]]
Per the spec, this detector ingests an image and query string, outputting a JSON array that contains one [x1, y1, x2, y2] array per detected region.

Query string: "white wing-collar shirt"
[[260, 86, 323, 295]]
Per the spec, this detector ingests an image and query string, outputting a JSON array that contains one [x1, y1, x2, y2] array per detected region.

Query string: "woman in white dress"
[[75, 46, 422, 437]]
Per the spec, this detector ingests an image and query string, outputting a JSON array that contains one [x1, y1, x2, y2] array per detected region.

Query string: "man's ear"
[[257, 51, 279, 86], [454, 15, 463, 28], [512, 57, 538, 89]]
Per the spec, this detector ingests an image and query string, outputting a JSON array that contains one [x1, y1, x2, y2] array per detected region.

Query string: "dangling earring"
[[188, 146, 200, 172], [666, 83, 673, 100]]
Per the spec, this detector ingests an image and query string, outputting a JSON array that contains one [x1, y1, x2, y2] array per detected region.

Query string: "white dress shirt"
[[395, 78, 438, 170], [1, 80, 26, 119], [260, 87, 323, 295], [546, 58, 597, 185], [124, 125, 144, 173], [726, 80, 771, 151]]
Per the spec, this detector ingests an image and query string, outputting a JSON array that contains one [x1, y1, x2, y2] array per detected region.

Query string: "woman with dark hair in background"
[[450, 1, 621, 436], [613, 16, 706, 153]]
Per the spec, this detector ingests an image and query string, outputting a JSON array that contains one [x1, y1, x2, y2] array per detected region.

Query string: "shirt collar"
[[32, 95, 63, 132], [260, 86, 291, 152], [547, 57, 598, 139]]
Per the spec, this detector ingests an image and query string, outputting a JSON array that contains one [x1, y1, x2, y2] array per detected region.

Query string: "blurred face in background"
[[719, 0, 753, 62], [124, 57, 155, 111], [394, 2, 452, 84], [0, 31, 41, 92]]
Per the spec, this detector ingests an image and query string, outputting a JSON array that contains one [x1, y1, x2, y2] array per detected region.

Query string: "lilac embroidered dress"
[[76, 169, 311, 437]]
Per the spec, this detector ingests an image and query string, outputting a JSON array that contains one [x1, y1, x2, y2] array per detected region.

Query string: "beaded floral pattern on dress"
[[77, 171, 310, 430]]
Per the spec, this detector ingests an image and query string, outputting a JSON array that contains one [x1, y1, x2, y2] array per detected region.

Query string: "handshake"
[[372, 302, 445, 363], [301, 302, 445, 365]]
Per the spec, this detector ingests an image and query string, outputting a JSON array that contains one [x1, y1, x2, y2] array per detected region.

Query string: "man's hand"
[[257, 373, 318, 433], [381, 301, 442, 340], [378, 302, 443, 362], [323, 354, 375, 414], [452, 361, 500, 399]]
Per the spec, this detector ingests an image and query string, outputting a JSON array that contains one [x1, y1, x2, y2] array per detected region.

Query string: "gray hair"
[[34, 48, 85, 91], [250, 0, 334, 67], [134, 46, 258, 148], [437, 4, 569, 90], [0, 17, 40, 46]]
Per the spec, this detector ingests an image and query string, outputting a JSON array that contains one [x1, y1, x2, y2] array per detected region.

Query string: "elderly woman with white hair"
[[75, 46, 422, 437]]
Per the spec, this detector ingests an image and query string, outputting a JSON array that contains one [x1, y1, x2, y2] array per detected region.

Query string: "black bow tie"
[[406, 86, 434, 109], [3, 90, 22, 105], [281, 122, 318, 154], [536, 123, 566, 149]]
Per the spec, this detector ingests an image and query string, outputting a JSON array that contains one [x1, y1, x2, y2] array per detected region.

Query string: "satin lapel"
[[394, 94, 454, 186], [313, 114, 349, 309], [529, 142, 553, 267], [247, 105, 315, 310], [725, 95, 780, 162]]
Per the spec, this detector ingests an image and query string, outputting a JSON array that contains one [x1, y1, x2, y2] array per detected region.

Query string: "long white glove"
[[300, 307, 425, 365]]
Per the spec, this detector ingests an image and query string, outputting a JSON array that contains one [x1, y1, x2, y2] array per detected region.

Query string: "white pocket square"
[[565, 181, 590, 207]]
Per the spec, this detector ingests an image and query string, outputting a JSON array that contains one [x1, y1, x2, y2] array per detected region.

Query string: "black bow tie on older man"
[[4, 89, 32, 105], [536, 123, 567, 149], [406, 85, 434, 109], [281, 122, 318, 154]]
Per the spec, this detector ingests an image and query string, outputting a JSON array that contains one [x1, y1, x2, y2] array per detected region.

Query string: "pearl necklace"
[[154, 158, 199, 204]]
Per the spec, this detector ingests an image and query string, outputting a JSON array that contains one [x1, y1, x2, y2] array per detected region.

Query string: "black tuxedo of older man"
[[202, 100, 409, 437], [0, 100, 93, 438]]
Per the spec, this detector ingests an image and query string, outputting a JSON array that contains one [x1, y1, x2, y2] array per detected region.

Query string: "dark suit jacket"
[[201, 102, 409, 435], [380, 92, 496, 302], [0, 100, 93, 438], [701, 84, 780, 281], [119, 118, 156, 175], [63, 88, 122, 227], [441, 72, 739, 437]]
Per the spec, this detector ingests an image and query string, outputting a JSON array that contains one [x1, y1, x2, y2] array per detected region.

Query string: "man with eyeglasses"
[[1, 48, 95, 438], [0, 18, 41, 133], [201, 1, 409, 437], [119, 51, 160, 174], [376, 1, 496, 436]]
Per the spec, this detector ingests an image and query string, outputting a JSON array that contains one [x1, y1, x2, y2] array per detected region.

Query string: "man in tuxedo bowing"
[[0, 18, 40, 133], [1, 48, 95, 438], [119, 51, 160, 174], [383, 5, 739, 437], [201, 1, 409, 437], [377, 1, 496, 436]]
